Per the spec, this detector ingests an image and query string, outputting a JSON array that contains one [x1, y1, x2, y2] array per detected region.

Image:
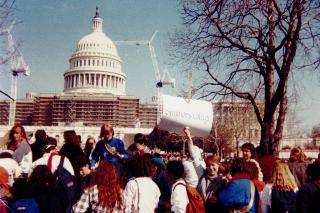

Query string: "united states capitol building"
[[0, 9, 157, 142], [0, 8, 271, 151]]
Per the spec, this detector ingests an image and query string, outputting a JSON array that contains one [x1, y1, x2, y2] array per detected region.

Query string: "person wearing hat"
[[151, 157, 171, 213]]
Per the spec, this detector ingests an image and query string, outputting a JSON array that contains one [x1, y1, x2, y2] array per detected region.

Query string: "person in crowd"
[[151, 157, 171, 213], [59, 130, 86, 179], [287, 147, 309, 188], [73, 160, 124, 213], [90, 124, 128, 173], [123, 154, 160, 212], [255, 145, 278, 183], [134, 133, 151, 155], [32, 136, 74, 176], [126, 142, 139, 157], [0, 166, 11, 212], [241, 142, 263, 181], [182, 127, 206, 187], [26, 165, 65, 213], [197, 155, 227, 213], [296, 161, 320, 213], [166, 160, 189, 213], [260, 177, 273, 213], [246, 160, 265, 193], [218, 158, 259, 213], [271, 160, 298, 213], [31, 129, 47, 162], [0, 151, 21, 187], [83, 136, 96, 164], [7, 124, 32, 176]]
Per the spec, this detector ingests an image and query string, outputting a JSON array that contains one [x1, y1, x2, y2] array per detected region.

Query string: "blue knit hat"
[[152, 157, 166, 170]]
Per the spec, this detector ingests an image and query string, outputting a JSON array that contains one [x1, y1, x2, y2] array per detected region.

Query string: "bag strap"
[[47, 153, 58, 171], [239, 181, 255, 213], [134, 179, 140, 211], [59, 155, 65, 167], [88, 186, 92, 210], [173, 182, 187, 192], [103, 142, 117, 155]]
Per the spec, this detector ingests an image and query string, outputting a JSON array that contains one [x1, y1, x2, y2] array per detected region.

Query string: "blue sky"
[[0, 0, 319, 131], [0, 0, 181, 101]]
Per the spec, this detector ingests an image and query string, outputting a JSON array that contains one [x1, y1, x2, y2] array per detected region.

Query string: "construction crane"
[[114, 31, 175, 89], [5, 21, 30, 126], [115, 31, 175, 124]]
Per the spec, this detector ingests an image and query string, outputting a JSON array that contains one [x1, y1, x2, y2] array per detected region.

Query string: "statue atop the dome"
[[94, 6, 100, 18]]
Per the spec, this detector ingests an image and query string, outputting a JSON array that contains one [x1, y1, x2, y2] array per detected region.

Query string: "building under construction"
[[0, 8, 158, 129], [0, 93, 157, 128]]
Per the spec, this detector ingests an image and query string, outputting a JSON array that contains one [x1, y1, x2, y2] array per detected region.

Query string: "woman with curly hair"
[[72, 160, 124, 212], [123, 154, 160, 213], [271, 160, 298, 213]]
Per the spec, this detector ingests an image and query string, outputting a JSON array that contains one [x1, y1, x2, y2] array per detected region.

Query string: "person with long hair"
[[287, 147, 309, 188], [84, 136, 96, 164], [26, 165, 65, 213], [59, 130, 86, 181], [7, 124, 32, 175], [73, 160, 124, 212], [271, 160, 298, 213]]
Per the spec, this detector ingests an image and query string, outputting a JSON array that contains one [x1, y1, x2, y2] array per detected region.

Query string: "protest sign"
[[158, 95, 213, 138]]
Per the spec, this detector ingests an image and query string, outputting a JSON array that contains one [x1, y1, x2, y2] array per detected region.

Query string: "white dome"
[[63, 7, 126, 95], [77, 31, 119, 57]]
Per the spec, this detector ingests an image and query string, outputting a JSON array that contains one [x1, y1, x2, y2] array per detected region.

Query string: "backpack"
[[310, 183, 320, 213], [174, 182, 205, 213], [12, 198, 40, 213], [47, 153, 78, 202]]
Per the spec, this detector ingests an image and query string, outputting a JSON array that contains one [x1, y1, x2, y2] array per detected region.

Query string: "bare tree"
[[170, 0, 320, 155], [211, 100, 260, 156], [208, 116, 233, 157]]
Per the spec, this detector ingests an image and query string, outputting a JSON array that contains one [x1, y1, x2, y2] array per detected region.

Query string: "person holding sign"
[[182, 127, 206, 187]]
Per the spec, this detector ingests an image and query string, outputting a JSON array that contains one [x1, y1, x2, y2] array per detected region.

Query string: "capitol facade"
[[64, 9, 126, 95], [0, 8, 157, 139]]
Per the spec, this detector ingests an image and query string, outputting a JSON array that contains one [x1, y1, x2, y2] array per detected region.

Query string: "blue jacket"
[[218, 179, 258, 213], [90, 137, 128, 167]]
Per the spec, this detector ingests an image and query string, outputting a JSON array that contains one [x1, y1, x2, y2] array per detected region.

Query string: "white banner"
[[157, 95, 213, 138]]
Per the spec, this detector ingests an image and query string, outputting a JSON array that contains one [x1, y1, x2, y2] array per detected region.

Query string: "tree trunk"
[[260, 117, 274, 156]]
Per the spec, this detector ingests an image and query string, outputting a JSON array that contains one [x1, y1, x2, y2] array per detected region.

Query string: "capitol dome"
[[63, 7, 126, 95]]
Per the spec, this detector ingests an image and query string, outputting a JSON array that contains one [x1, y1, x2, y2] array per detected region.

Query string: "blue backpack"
[[12, 198, 40, 213], [48, 154, 78, 202]]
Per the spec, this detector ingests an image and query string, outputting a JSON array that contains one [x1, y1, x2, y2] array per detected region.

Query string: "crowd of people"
[[0, 123, 319, 213]]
